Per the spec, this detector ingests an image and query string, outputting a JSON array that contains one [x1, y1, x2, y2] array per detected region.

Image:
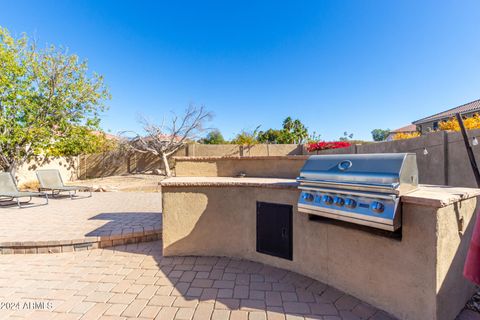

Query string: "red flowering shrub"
[[306, 141, 351, 152]]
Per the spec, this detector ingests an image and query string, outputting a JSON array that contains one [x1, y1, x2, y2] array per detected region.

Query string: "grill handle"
[[296, 177, 400, 194]]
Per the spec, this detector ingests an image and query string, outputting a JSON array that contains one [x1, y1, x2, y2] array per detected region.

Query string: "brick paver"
[[0, 240, 399, 320], [0, 192, 162, 253]]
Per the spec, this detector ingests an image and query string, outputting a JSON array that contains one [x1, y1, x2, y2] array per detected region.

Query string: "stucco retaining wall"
[[174, 156, 309, 179], [188, 144, 302, 157], [187, 144, 241, 157], [175, 130, 480, 187], [355, 133, 446, 186], [77, 129, 480, 187], [79, 144, 304, 179], [161, 179, 479, 320], [446, 129, 480, 187], [78, 147, 187, 179], [243, 144, 303, 156]]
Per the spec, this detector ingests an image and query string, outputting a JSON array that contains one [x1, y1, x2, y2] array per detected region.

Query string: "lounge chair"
[[36, 169, 92, 199], [0, 172, 48, 208]]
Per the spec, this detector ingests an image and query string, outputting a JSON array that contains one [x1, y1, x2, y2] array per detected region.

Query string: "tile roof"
[[390, 124, 417, 133], [413, 99, 480, 124]]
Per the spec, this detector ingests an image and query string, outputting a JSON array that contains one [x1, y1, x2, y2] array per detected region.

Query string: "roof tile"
[[390, 124, 417, 133], [413, 99, 480, 124]]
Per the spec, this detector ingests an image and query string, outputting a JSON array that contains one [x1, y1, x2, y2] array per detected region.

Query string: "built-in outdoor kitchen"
[[161, 154, 480, 320]]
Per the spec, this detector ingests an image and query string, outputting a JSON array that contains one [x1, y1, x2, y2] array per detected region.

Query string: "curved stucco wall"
[[162, 184, 477, 320]]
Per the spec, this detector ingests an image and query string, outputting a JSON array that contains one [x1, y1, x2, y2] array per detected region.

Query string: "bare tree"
[[122, 105, 212, 176]]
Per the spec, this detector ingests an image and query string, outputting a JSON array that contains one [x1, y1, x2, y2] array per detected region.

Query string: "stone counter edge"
[[401, 185, 480, 208], [161, 177, 299, 190], [173, 155, 309, 161], [162, 178, 480, 208]]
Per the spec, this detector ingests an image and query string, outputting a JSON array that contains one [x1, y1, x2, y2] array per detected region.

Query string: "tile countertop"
[[161, 177, 480, 207]]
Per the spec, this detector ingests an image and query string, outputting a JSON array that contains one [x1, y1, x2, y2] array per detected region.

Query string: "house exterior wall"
[[417, 121, 440, 134], [416, 111, 479, 133]]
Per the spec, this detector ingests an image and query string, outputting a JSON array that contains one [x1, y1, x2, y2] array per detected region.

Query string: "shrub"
[[393, 132, 421, 140], [198, 130, 226, 144], [307, 141, 351, 152], [18, 180, 40, 191], [439, 113, 480, 131], [231, 126, 261, 146], [371, 128, 390, 141]]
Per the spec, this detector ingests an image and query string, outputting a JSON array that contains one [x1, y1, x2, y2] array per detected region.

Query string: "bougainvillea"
[[306, 141, 351, 152]]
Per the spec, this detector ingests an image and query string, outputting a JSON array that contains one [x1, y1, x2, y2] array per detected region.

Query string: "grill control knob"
[[322, 195, 334, 205], [302, 192, 314, 202], [344, 198, 357, 209], [371, 201, 385, 213], [333, 196, 345, 207]]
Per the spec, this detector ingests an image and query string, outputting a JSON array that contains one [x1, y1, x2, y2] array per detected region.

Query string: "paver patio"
[[0, 191, 474, 319], [0, 240, 397, 320], [0, 192, 162, 253]]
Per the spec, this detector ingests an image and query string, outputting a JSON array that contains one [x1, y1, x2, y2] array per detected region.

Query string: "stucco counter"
[[161, 177, 480, 320]]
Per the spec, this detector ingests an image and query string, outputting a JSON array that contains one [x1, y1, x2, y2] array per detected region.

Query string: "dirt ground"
[[68, 174, 165, 192]]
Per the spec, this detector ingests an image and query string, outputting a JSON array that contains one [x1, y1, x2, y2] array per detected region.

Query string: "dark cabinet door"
[[256, 202, 293, 260]]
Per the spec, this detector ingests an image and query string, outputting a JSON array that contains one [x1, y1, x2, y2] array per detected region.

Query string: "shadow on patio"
[[93, 237, 394, 320], [85, 212, 162, 240]]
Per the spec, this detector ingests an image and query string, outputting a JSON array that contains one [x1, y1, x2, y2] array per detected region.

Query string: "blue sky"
[[1, 0, 479, 141]]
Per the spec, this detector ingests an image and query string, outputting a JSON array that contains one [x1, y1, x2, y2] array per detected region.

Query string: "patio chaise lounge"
[[0, 172, 48, 208], [36, 169, 92, 199]]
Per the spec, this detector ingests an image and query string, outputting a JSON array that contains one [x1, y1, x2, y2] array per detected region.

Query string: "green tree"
[[49, 129, 116, 157], [257, 117, 309, 144], [257, 129, 282, 143], [371, 128, 390, 141], [339, 131, 354, 141], [0, 27, 110, 174], [308, 131, 321, 143], [278, 117, 309, 144], [199, 129, 226, 144], [231, 126, 261, 146]]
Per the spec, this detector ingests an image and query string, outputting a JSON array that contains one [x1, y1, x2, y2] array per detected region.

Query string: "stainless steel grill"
[[297, 153, 418, 231]]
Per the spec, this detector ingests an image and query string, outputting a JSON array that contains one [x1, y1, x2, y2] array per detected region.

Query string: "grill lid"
[[298, 153, 418, 193]]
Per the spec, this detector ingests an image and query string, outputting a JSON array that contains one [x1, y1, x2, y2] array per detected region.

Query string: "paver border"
[[0, 227, 162, 254]]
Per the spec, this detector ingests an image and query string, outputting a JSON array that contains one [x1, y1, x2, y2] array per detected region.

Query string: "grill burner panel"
[[298, 189, 400, 230], [297, 153, 418, 231]]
